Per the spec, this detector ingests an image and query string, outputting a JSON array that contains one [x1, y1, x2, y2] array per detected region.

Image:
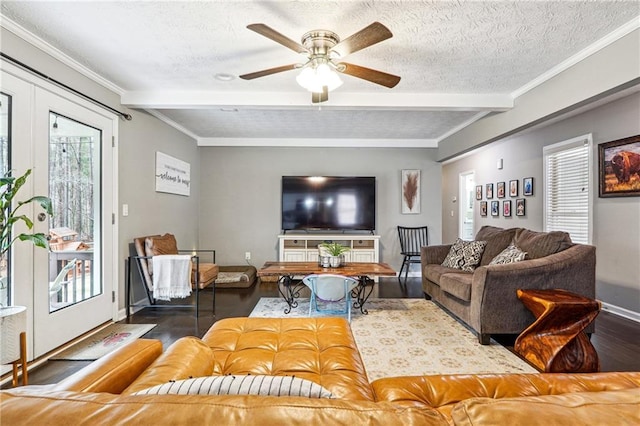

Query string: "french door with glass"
[[2, 65, 117, 359]]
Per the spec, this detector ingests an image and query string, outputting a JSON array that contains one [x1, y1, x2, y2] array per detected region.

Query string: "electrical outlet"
[[245, 252, 251, 260]]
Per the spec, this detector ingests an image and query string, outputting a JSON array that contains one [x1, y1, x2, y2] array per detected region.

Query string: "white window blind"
[[543, 135, 592, 244]]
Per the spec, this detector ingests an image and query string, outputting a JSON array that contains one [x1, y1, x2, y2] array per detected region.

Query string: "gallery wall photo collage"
[[476, 177, 533, 218]]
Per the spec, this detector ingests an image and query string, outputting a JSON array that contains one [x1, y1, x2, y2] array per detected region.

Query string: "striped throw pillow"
[[132, 375, 335, 399]]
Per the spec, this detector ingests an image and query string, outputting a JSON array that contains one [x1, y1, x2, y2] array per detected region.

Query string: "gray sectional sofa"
[[421, 226, 596, 344]]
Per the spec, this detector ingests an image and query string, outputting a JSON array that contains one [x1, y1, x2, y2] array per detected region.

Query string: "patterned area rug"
[[250, 298, 536, 380], [50, 323, 156, 361]]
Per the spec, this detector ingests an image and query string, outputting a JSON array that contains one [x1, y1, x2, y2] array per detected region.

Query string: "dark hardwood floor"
[[10, 277, 640, 387]]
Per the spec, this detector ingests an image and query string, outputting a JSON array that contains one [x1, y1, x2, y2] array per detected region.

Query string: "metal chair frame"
[[125, 241, 216, 319]]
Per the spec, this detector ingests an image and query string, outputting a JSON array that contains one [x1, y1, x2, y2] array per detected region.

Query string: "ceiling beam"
[[121, 90, 513, 111], [197, 137, 438, 148]]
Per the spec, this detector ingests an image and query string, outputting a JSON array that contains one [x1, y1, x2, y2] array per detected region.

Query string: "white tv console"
[[278, 234, 380, 263]]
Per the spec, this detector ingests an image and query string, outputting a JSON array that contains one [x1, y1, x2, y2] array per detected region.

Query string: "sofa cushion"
[[424, 264, 461, 284], [489, 245, 527, 265], [0, 389, 450, 426], [200, 317, 375, 401], [123, 337, 219, 395], [475, 226, 518, 266], [132, 375, 335, 399], [439, 273, 473, 301], [441, 239, 487, 272], [193, 263, 219, 288], [513, 228, 572, 259], [450, 388, 640, 426]]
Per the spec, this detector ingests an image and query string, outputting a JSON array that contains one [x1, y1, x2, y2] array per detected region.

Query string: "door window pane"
[[0, 93, 11, 306], [48, 112, 101, 312]]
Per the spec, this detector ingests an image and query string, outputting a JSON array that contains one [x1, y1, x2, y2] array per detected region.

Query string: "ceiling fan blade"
[[239, 64, 299, 80], [311, 86, 329, 104], [247, 23, 308, 54], [332, 22, 393, 57], [338, 62, 401, 88]]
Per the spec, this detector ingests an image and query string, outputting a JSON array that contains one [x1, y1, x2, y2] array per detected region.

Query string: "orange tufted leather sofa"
[[2, 317, 639, 425]]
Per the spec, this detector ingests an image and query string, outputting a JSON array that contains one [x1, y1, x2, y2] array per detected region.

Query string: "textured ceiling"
[[1, 1, 638, 146]]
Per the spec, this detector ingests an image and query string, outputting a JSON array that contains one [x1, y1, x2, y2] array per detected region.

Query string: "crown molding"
[[511, 16, 640, 99], [144, 109, 199, 141], [436, 111, 491, 144], [0, 15, 125, 96]]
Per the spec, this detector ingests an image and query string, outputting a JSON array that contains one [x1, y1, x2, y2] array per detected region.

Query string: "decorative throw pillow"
[[513, 228, 572, 259], [441, 239, 487, 272], [489, 245, 527, 265], [474, 226, 518, 266], [132, 375, 335, 399]]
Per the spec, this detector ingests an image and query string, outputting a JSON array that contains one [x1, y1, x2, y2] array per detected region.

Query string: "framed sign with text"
[[155, 152, 191, 196]]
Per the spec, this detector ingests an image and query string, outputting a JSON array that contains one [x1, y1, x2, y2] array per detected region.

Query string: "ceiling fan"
[[239, 22, 401, 103]]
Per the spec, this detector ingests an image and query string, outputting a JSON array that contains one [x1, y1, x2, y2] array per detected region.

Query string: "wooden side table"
[[514, 288, 600, 373]]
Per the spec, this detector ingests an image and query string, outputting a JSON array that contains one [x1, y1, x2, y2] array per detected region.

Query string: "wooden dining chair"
[[397, 226, 429, 285]]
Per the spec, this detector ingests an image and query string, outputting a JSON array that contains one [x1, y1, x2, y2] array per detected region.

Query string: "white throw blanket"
[[152, 255, 192, 301]]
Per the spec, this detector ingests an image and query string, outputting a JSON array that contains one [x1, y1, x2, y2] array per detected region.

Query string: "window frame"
[[543, 134, 593, 245]]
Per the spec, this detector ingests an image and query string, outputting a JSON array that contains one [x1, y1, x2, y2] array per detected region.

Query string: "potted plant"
[[319, 242, 350, 267], [1, 169, 53, 305]]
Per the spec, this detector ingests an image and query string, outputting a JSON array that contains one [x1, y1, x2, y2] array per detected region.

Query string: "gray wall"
[[198, 147, 441, 274], [442, 92, 640, 314], [118, 111, 200, 306]]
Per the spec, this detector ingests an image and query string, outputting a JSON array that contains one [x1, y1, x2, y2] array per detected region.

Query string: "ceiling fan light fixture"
[[296, 63, 343, 93]]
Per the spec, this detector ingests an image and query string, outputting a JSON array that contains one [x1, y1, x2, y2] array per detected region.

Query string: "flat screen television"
[[281, 176, 376, 232]]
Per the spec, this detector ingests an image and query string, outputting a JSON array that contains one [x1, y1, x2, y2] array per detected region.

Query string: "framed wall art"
[[486, 183, 494, 199], [401, 169, 421, 213], [523, 177, 534, 196], [476, 185, 483, 200], [490, 201, 499, 216], [503, 200, 511, 217], [509, 180, 518, 197], [516, 199, 526, 216], [497, 181, 505, 198], [480, 201, 487, 216], [155, 151, 191, 196], [598, 134, 640, 197]]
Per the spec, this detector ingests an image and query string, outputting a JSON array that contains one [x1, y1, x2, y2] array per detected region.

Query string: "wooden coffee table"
[[258, 261, 396, 315], [515, 288, 600, 373]]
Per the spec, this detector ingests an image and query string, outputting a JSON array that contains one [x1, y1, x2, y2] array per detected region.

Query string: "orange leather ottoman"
[[201, 317, 374, 401]]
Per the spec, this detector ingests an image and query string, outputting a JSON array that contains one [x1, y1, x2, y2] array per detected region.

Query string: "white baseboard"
[[601, 302, 640, 323], [117, 298, 147, 321]]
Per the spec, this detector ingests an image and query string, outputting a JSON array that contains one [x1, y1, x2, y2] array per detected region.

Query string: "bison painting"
[[599, 136, 640, 197], [611, 151, 640, 184]]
